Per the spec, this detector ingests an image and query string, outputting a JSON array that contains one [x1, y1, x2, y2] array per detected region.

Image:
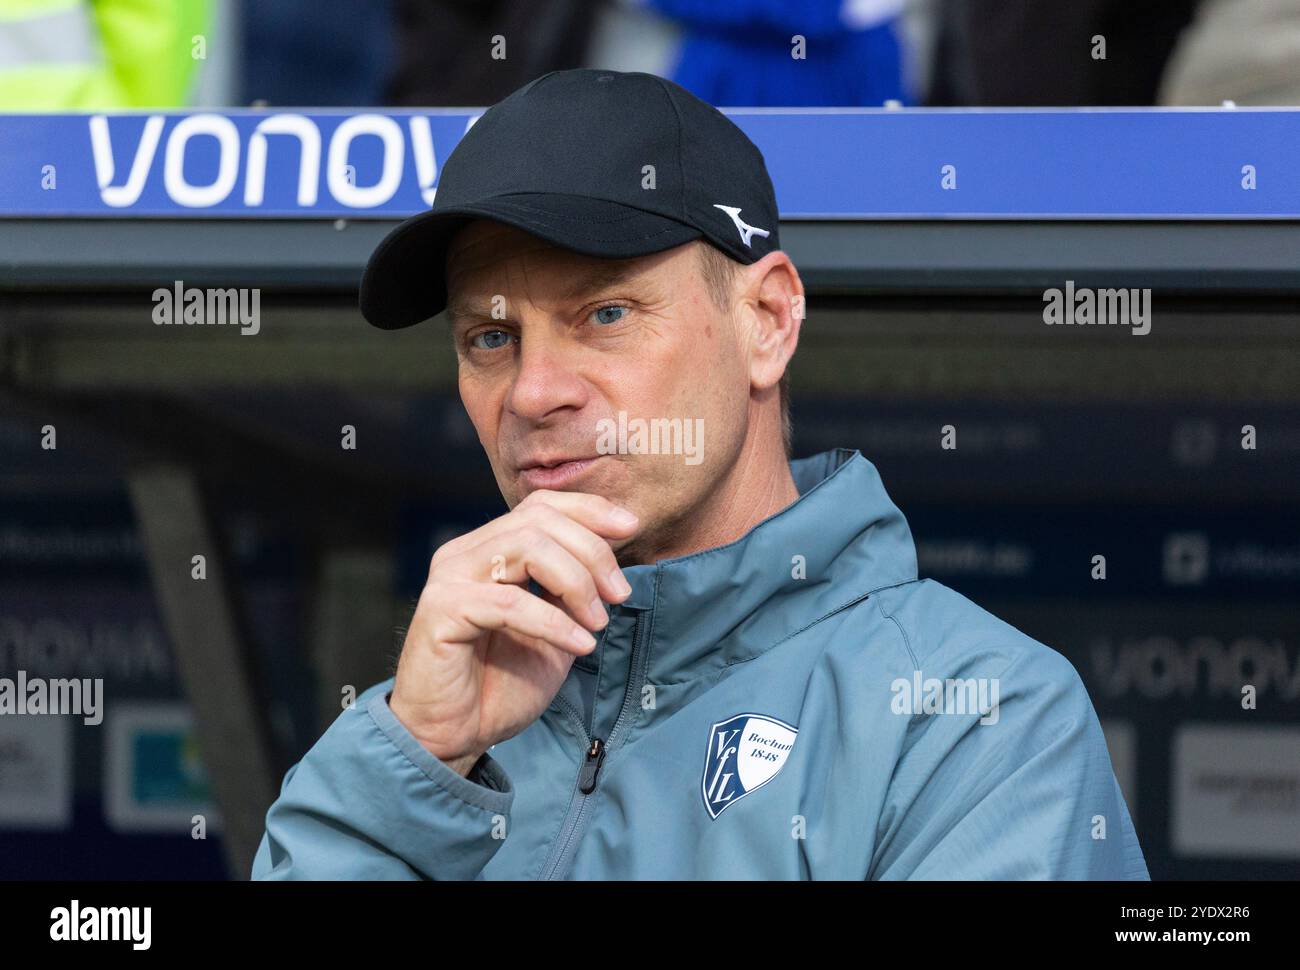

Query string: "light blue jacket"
[[252, 448, 1149, 880]]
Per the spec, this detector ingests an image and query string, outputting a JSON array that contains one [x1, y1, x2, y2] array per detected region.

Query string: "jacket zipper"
[[539, 608, 648, 879], [577, 738, 606, 793]]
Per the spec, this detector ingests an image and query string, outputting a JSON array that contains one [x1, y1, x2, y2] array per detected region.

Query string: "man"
[[251, 69, 1149, 880]]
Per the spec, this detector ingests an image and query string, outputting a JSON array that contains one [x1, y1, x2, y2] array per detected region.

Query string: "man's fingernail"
[[608, 569, 632, 597], [611, 507, 638, 527]]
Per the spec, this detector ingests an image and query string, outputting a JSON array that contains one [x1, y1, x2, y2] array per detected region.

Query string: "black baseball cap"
[[359, 68, 781, 330]]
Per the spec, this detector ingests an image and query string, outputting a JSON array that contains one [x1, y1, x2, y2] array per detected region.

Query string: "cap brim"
[[359, 193, 704, 330]]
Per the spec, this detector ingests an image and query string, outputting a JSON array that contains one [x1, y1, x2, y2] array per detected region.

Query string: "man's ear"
[[738, 251, 803, 395]]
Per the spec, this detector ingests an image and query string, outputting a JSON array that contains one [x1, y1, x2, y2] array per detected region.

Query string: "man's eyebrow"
[[446, 262, 645, 327], [445, 294, 482, 328]]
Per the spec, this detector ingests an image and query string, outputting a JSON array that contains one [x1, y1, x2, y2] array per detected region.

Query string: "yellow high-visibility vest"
[[0, 0, 210, 109]]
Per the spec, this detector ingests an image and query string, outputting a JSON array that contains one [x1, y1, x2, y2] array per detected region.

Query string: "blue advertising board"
[[1, 108, 1299, 219]]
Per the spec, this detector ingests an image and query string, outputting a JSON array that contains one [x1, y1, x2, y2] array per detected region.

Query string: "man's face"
[[444, 220, 753, 562]]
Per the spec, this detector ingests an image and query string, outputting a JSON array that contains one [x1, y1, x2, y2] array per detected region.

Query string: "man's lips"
[[516, 455, 603, 488], [517, 454, 597, 470]]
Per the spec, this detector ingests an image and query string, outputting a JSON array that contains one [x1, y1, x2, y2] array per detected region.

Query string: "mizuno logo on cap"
[[713, 205, 770, 247]]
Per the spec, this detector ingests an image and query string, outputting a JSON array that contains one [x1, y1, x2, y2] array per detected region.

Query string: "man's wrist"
[[444, 751, 483, 778], [385, 693, 484, 778]]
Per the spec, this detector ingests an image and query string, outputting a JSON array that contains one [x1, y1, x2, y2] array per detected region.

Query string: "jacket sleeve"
[[869, 642, 1150, 880], [250, 679, 513, 880]]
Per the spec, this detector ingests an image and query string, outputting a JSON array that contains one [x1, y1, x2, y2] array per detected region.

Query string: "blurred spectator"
[[585, 0, 681, 79], [386, 0, 597, 107], [0, 0, 210, 109], [240, 0, 393, 107], [640, 0, 910, 106], [927, 0, 1197, 106], [1159, 0, 1300, 105]]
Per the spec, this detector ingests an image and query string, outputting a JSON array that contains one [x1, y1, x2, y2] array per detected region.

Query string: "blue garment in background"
[[646, 0, 909, 106]]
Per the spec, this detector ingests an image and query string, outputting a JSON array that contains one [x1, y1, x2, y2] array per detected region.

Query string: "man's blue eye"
[[593, 305, 626, 325], [472, 330, 512, 350]]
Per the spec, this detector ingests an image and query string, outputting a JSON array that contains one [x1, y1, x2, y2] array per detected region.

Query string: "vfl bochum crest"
[[701, 713, 798, 819]]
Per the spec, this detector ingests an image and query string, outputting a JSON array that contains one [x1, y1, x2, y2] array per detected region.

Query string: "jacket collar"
[[618, 447, 918, 684]]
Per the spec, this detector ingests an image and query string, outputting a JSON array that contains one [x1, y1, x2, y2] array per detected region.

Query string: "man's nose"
[[505, 330, 587, 422]]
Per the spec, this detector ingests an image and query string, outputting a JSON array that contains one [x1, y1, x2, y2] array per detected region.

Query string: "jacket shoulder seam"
[[721, 577, 921, 671], [870, 582, 921, 669]]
